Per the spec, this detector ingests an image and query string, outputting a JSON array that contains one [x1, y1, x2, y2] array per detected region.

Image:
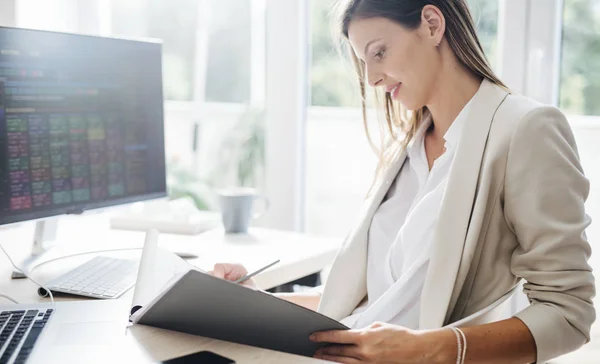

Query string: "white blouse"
[[341, 100, 473, 329]]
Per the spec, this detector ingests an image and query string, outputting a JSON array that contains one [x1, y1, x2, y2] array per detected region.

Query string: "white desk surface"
[[0, 213, 342, 363]]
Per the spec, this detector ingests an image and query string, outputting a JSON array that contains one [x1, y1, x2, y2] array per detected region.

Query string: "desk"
[[0, 213, 341, 363]]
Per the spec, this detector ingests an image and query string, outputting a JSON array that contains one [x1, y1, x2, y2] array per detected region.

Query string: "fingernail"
[[309, 334, 316, 341]]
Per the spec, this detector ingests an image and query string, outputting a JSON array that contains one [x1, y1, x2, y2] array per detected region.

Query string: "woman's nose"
[[366, 68, 384, 87], [368, 77, 383, 87]]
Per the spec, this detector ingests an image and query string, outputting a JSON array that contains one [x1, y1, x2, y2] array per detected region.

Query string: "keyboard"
[[0, 308, 54, 364], [40, 256, 138, 299]]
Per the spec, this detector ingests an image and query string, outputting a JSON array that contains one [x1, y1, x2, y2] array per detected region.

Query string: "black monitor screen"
[[0, 27, 166, 225]]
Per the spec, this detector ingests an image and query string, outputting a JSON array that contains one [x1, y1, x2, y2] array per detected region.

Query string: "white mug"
[[217, 188, 269, 234]]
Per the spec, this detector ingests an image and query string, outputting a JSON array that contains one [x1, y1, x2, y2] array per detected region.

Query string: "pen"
[[234, 259, 280, 284]]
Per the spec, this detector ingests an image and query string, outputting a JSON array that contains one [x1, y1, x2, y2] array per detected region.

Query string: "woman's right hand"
[[208, 263, 258, 289], [208, 262, 322, 311]]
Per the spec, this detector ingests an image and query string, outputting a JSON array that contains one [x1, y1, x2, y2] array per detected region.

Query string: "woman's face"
[[347, 15, 443, 111]]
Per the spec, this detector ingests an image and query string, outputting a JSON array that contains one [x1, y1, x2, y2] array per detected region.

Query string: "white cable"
[[0, 293, 20, 304], [0, 242, 55, 303]]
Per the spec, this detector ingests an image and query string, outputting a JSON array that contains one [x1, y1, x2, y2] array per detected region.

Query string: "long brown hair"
[[334, 0, 507, 183]]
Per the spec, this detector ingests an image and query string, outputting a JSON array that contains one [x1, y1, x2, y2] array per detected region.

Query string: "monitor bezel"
[[0, 26, 168, 226]]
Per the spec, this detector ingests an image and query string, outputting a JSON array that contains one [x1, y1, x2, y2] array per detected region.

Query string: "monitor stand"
[[11, 218, 59, 279]]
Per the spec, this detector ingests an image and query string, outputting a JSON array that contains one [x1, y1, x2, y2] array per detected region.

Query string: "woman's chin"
[[393, 92, 424, 111], [396, 99, 424, 112]]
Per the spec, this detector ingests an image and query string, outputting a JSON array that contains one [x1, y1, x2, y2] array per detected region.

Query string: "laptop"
[[0, 300, 153, 364]]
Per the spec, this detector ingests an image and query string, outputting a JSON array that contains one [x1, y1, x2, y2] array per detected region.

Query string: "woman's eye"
[[374, 49, 385, 59]]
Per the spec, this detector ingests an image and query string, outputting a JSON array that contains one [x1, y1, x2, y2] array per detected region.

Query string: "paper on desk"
[[130, 229, 196, 315]]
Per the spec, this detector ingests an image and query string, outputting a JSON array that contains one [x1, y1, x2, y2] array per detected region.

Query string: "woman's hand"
[[208, 263, 258, 289], [310, 322, 445, 364]]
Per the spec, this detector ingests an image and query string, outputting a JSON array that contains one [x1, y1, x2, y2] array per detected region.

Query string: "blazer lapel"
[[419, 80, 509, 329], [319, 146, 408, 320]]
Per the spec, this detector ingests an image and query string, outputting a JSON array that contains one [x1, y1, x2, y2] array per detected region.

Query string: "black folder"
[[130, 270, 349, 358]]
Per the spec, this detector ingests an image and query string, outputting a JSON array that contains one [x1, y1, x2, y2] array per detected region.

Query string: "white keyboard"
[[40, 256, 138, 299]]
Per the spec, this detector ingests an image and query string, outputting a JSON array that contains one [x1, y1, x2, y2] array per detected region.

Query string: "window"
[[309, 0, 499, 109], [559, 0, 600, 116], [310, 0, 358, 108], [111, 0, 253, 103], [306, 0, 373, 236], [468, 0, 500, 70], [203, 0, 252, 103], [305, 0, 500, 236], [15, 0, 265, 209], [111, 0, 198, 101], [105, 0, 264, 213]]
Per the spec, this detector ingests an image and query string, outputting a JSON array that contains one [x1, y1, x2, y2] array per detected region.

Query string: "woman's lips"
[[389, 83, 402, 99]]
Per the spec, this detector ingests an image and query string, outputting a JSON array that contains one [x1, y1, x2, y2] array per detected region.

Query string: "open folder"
[[130, 231, 517, 358], [129, 230, 348, 358]]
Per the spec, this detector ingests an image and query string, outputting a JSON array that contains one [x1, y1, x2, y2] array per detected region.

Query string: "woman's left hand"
[[310, 322, 436, 364]]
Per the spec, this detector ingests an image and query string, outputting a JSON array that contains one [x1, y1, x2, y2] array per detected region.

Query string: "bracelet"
[[456, 327, 467, 364], [449, 327, 463, 364]]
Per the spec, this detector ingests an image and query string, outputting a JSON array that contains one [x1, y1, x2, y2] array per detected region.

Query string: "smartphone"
[[161, 350, 235, 364]]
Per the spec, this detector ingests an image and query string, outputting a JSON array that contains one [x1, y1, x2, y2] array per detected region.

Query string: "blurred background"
[[5, 0, 596, 236]]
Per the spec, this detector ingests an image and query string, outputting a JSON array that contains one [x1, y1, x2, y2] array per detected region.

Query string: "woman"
[[211, 0, 596, 362]]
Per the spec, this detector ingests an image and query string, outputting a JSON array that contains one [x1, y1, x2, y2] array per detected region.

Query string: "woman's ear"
[[421, 5, 446, 47]]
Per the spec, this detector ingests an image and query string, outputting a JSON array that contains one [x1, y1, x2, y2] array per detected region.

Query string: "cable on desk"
[[0, 242, 54, 303], [0, 293, 19, 304]]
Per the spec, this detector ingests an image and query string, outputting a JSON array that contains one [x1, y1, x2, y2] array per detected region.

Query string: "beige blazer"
[[317, 79, 596, 363]]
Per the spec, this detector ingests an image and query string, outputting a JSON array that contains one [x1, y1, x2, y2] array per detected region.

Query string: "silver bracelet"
[[456, 327, 467, 364], [449, 327, 463, 364]]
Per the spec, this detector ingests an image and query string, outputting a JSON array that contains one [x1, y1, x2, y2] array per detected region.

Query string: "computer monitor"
[[0, 27, 167, 274]]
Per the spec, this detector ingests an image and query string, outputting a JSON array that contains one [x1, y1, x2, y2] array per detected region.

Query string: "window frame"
[[498, 0, 564, 106], [263, 0, 309, 231]]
